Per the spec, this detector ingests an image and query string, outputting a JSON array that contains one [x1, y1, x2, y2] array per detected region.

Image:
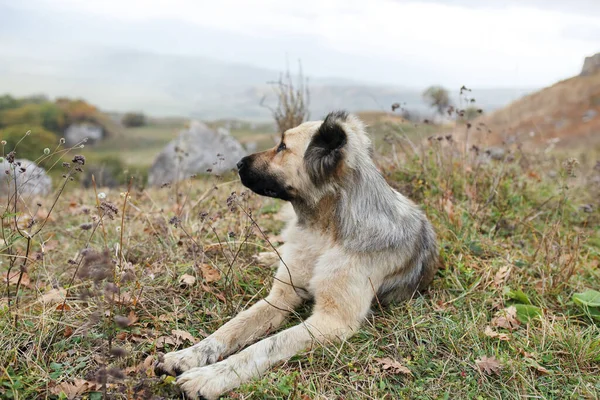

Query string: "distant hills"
[[475, 53, 600, 148], [0, 42, 534, 120]]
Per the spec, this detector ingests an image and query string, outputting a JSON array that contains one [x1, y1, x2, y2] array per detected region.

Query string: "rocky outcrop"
[[65, 123, 104, 146], [581, 53, 600, 76], [0, 158, 52, 198], [148, 121, 247, 186]]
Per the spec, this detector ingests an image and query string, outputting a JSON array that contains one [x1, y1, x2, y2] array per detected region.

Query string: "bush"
[[121, 112, 146, 128], [0, 125, 59, 160], [0, 94, 20, 111], [0, 103, 66, 133]]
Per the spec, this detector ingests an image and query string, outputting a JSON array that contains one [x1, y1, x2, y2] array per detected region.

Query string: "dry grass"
[[0, 120, 599, 399]]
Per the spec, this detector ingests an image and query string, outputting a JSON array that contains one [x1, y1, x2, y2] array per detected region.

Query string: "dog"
[[155, 111, 439, 399]]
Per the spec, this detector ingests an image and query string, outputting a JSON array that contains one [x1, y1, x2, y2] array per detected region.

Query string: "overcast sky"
[[1, 0, 599, 89]]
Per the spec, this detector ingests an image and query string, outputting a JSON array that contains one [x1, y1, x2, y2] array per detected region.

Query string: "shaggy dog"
[[155, 111, 439, 399]]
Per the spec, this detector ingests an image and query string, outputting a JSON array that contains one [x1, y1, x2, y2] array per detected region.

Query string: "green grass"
[[0, 123, 599, 399]]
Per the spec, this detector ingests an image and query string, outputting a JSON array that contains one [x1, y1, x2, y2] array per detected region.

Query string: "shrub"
[[0, 103, 66, 133], [0, 125, 59, 160], [423, 85, 451, 115], [0, 94, 20, 111], [121, 112, 146, 128]]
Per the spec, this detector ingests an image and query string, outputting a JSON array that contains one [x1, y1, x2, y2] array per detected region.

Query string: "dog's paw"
[[154, 337, 226, 376], [177, 363, 237, 400]]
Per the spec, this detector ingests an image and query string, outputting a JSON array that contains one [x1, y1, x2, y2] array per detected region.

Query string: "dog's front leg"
[[155, 279, 304, 376], [177, 264, 374, 399]]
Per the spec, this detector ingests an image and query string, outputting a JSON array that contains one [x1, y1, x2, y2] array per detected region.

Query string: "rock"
[[581, 53, 600, 76], [0, 158, 52, 198], [582, 109, 597, 122], [65, 123, 104, 146], [148, 121, 247, 186], [485, 147, 506, 161]]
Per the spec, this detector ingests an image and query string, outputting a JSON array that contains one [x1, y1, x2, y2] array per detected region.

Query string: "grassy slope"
[[0, 124, 599, 400]]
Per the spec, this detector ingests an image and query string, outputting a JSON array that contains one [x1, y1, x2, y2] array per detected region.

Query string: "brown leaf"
[[494, 266, 511, 287], [155, 335, 179, 349], [127, 310, 139, 325], [63, 326, 73, 338], [179, 273, 196, 287], [375, 357, 412, 375], [56, 303, 71, 311], [51, 379, 98, 399], [40, 288, 67, 305], [491, 306, 520, 331], [158, 314, 171, 322], [442, 198, 455, 221], [484, 326, 510, 341], [172, 329, 199, 344], [201, 283, 226, 302], [1, 271, 31, 287], [200, 264, 221, 284], [475, 356, 502, 375], [523, 357, 551, 374]]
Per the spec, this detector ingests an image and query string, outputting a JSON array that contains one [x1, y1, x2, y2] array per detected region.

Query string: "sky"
[[1, 0, 599, 89]]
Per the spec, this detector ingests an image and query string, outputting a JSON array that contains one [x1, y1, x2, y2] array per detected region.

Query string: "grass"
[[0, 120, 599, 400]]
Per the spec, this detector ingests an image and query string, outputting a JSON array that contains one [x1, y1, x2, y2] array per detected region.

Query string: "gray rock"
[[148, 121, 247, 186], [582, 109, 597, 122], [0, 158, 52, 198], [581, 53, 600, 76], [65, 123, 104, 146], [485, 147, 506, 161]]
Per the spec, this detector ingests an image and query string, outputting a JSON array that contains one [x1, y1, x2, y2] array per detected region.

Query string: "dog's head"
[[237, 111, 370, 202]]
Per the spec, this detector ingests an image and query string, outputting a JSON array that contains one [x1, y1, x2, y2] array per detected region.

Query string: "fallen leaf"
[[484, 326, 510, 341], [443, 198, 454, 221], [155, 335, 178, 349], [56, 303, 71, 311], [51, 379, 98, 399], [179, 273, 196, 287], [115, 332, 127, 340], [375, 357, 412, 375], [475, 356, 502, 375], [172, 329, 199, 344], [494, 266, 511, 287], [40, 288, 67, 305], [63, 327, 73, 338], [1, 271, 31, 287], [158, 314, 171, 322], [491, 306, 520, 331], [127, 310, 139, 325], [201, 284, 226, 302], [200, 263, 221, 284], [523, 357, 551, 375]]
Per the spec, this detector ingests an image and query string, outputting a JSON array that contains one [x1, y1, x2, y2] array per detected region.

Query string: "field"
[[1, 117, 599, 399]]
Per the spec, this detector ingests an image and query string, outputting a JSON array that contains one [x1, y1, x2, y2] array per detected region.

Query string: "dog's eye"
[[277, 142, 286, 153]]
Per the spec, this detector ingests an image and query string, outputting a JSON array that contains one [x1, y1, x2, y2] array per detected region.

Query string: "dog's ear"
[[304, 111, 348, 185]]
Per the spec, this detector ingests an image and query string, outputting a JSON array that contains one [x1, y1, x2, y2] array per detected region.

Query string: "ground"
[[0, 118, 599, 399]]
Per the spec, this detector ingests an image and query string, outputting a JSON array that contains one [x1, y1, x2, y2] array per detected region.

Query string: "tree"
[[121, 112, 146, 128], [423, 85, 451, 115]]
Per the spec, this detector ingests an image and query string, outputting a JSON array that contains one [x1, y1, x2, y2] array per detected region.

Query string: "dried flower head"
[[6, 151, 15, 164], [100, 201, 118, 219], [72, 155, 85, 165]]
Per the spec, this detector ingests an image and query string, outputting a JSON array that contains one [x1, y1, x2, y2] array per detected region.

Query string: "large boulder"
[[581, 53, 600, 76], [0, 158, 52, 198], [65, 123, 104, 146], [148, 121, 247, 186]]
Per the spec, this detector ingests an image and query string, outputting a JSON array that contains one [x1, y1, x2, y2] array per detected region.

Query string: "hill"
[[0, 41, 533, 120], [475, 54, 600, 149]]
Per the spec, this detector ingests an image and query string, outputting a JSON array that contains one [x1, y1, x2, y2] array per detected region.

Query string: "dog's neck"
[[291, 192, 340, 236]]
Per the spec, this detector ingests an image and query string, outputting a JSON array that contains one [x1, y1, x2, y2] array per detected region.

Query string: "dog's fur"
[[155, 111, 439, 399]]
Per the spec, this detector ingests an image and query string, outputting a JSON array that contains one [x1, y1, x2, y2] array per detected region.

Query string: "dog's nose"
[[237, 159, 246, 171]]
